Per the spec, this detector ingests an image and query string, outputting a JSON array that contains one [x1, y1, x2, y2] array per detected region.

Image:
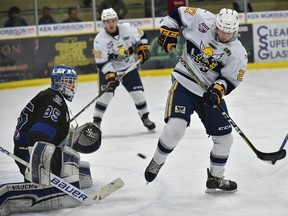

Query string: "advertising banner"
[[0, 24, 254, 82], [0, 26, 36, 39], [253, 22, 288, 62], [239, 10, 288, 23], [0, 34, 97, 82], [38, 22, 95, 36]]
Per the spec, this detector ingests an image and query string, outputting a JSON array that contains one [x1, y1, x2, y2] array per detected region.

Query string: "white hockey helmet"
[[51, 65, 78, 102], [216, 8, 239, 33], [101, 8, 118, 21]]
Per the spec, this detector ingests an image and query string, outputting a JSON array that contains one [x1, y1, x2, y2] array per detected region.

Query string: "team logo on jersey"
[[175, 105, 186, 114], [198, 23, 210, 33], [14, 130, 20, 140], [53, 95, 63, 106], [116, 45, 130, 62], [194, 41, 224, 72]]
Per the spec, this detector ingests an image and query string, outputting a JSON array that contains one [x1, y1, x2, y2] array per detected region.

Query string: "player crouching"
[[0, 65, 102, 215]]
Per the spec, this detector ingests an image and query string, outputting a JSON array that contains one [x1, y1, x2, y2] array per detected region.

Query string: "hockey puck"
[[137, 153, 146, 159]]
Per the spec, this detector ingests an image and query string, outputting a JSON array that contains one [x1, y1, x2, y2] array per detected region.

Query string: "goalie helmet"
[[51, 65, 78, 102], [101, 8, 118, 21], [72, 122, 102, 154], [216, 8, 239, 33]]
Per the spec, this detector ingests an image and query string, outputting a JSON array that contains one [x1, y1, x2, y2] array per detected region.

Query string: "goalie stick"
[[0, 146, 124, 205], [171, 47, 286, 163], [70, 59, 141, 122]]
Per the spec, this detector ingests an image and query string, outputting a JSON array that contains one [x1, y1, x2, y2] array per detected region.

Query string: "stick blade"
[[257, 149, 286, 163], [91, 178, 124, 204]]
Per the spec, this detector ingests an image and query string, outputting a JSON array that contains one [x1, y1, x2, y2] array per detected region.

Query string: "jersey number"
[[237, 69, 246, 81], [16, 102, 34, 130], [44, 105, 61, 122]]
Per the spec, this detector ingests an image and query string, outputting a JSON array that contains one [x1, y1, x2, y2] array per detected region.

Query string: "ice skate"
[[205, 168, 237, 193], [141, 113, 156, 130], [144, 158, 164, 183]]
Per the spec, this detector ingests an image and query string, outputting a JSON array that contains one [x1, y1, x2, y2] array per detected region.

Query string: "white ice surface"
[[0, 68, 288, 216]]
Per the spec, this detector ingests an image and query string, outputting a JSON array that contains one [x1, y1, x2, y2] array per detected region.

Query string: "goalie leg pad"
[[61, 146, 80, 184], [25, 142, 56, 186], [0, 182, 81, 215], [79, 161, 93, 189], [72, 122, 102, 154]]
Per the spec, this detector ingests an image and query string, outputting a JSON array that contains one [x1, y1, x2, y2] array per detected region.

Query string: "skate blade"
[[205, 188, 238, 194], [147, 128, 156, 133]]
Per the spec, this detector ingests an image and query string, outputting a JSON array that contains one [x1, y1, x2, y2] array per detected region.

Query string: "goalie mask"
[[51, 65, 78, 102], [72, 122, 102, 154]]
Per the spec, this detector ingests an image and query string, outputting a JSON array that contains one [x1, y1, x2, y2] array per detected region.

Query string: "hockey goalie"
[[0, 65, 102, 215]]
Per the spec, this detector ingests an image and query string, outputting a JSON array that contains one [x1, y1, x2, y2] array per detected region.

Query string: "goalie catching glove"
[[137, 44, 151, 64], [203, 83, 225, 108], [67, 122, 102, 154], [73, 122, 102, 153], [105, 72, 119, 90], [158, 26, 179, 52]]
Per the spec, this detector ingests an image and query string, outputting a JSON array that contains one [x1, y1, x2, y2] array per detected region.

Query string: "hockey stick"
[[70, 59, 141, 122], [171, 47, 286, 163], [272, 132, 288, 164], [0, 146, 124, 205]]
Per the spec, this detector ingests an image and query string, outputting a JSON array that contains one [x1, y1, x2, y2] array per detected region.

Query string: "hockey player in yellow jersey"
[[145, 7, 248, 193], [93, 8, 156, 131]]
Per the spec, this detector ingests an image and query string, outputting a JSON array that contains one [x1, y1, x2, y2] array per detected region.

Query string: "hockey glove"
[[158, 26, 179, 53], [105, 72, 119, 89], [203, 83, 225, 108], [137, 44, 151, 64]]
